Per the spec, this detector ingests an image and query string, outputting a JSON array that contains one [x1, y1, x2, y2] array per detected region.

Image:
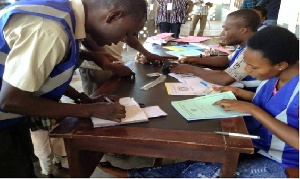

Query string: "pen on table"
[[214, 131, 260, 139], [200, 81, 208, 87], [104, 96, 114, 104]]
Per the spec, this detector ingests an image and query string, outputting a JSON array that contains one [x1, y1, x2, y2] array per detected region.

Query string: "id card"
[[149, 4, 154, 10], [167, 3, 173, 10]]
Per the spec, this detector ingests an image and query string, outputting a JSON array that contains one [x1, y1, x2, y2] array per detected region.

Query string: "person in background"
[[240, 0, 259, 9], [99, 26, 299, 178], [156, 0, 194, 38], [171, 9, 261, 91], [146, 0, 159, 37], [0, 0, 147, 177], [256, 0, 281, 25], [252, 6, 268, 30], [189, 0, 213, 37]]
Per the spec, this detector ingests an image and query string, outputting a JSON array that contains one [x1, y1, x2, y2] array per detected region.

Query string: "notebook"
[[91, 97, 167, 128], [171, 91, 250, 121]]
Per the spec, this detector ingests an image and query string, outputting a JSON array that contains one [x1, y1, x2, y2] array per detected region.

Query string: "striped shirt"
[[156, 0, 190, 24]]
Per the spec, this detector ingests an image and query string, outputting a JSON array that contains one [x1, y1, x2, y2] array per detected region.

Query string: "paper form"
[[171, 91, 250, 121], [165, 83, 198, 95]]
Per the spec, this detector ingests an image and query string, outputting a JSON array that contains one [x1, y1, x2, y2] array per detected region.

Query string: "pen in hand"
[[104, 96, 114, 104]]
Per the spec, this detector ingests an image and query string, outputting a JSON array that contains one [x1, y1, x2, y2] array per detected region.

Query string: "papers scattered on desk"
[[171, 91, 250, 121], [91, 97, 167, 128]]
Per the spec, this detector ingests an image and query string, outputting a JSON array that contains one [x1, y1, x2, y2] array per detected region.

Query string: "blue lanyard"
[[229, 45, 246, 66]]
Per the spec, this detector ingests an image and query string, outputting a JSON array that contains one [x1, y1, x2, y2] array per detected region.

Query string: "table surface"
[[50, 61, 254, 177]]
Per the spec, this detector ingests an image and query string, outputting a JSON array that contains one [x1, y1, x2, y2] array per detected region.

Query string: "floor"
[[34, 20, 223, 178]]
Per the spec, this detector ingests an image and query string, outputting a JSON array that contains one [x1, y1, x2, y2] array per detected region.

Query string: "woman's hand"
[[213, 99, 257, 114]]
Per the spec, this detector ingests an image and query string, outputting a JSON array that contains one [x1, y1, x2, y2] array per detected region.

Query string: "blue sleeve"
[[256, 0, 268, 6]]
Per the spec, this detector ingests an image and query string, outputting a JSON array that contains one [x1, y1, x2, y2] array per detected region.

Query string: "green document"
[[171, 91, 250, 121]]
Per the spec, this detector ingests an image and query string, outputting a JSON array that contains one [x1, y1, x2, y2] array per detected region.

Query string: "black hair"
[[247, 26, 299, 65], [252, 6, 268, 20], [87, 0, 147, 22], [228, 9, 260, 32]]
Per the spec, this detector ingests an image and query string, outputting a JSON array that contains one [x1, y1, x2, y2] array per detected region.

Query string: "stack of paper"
[[91, 97, 167, 128], [171, 91, 250, 121]]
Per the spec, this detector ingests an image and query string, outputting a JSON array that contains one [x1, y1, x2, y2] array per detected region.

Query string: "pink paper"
[[173, 36, 211, 43], [215, 46, 232, 54], [154, 33, 174, 39]]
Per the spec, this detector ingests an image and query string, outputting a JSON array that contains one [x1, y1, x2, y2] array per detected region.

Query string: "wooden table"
[[50, 61, 254, 177]]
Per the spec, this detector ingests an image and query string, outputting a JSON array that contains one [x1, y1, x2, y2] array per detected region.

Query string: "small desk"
[[50, 61, 253, 177]]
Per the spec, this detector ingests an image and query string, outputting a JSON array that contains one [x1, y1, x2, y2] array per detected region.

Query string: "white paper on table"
[[142, 106, 167, 118]]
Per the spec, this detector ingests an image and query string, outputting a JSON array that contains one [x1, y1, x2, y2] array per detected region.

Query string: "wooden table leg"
[[64, 139, 104, 177], [219, 151, 239, 178]]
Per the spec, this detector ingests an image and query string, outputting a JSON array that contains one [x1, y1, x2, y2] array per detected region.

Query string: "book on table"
[[171, 91, 250, 121], [91, 97, 167, 128]]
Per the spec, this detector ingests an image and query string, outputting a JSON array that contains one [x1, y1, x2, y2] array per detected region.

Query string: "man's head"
[[83, 0, 147, 46], [221, 9, 260, 46], [252, 6, 268, 24]]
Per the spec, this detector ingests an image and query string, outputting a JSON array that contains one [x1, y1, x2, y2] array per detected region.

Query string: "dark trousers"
[[159, 22, 182, 38], [0, 119, 36, 177]]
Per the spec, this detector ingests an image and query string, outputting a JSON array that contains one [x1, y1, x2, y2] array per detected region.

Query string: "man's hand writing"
[[88, 102, 126, 122]]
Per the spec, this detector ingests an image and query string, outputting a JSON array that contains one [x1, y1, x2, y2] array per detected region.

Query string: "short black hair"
[[228, 9, 260, 32], [252, 6, 268, 20], [87, 0, 147, 22], [247, 26, 299, 65]]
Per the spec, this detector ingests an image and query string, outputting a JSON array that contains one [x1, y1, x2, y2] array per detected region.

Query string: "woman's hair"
[[252, 6, 268, 20], [247, 26, 299, 65]]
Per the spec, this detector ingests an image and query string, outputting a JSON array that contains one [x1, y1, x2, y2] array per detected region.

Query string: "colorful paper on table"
[[165, 49, 204, 57], [163, 46, 187, 51], [173, 36, 211, 43], [171, 91, 250, 121]]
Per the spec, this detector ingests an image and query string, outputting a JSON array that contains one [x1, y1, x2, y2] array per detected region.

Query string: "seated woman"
[[252, 6, 268, 30], [100, 26, 299, 177]]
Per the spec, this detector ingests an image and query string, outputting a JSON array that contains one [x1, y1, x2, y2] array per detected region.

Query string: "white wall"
[[277, 0, 299, 37]]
